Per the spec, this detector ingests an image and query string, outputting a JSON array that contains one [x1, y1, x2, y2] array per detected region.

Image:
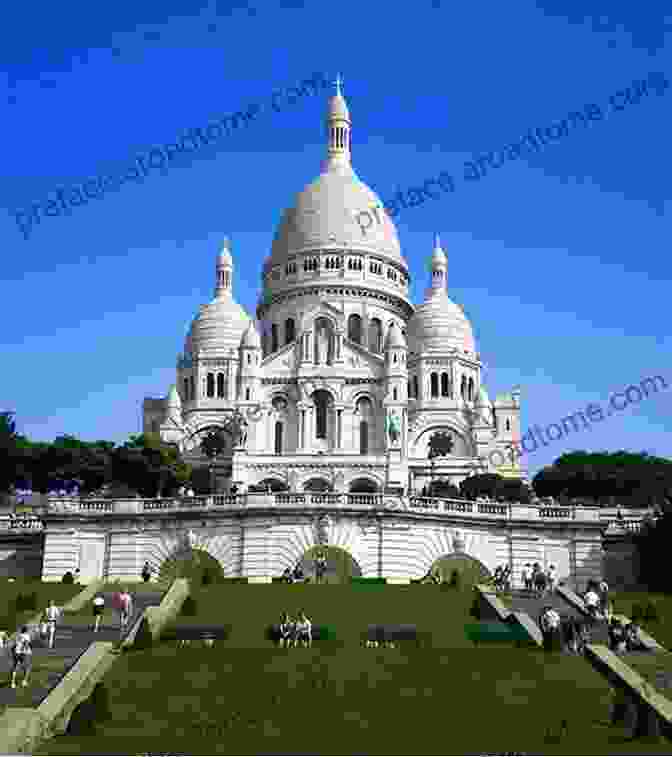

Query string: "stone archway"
[[426, 554, 491, 587], [158, 547, 225, 586], [303, 477, 333, 493], [348, 477, 379, 494], [298, 545, 363, 583], [251, 477, 288, 493]]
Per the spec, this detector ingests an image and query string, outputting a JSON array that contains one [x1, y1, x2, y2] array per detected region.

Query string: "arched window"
[[217, 373, 225, 398], [245, 387, 251, 401], [430, 372, 439, 398], [190, 376, 195, 400], [348, 313, 362, 344], [274, 421, 283, 454], [460, 376, 466, 399], [183, 378, 189, 401], [314, 390, 330, 439], [271, 324, 278, 353], [413, 376, 419, 399], [368, 318, 382, 353], [285, 318, 295, 345], [206, 373, 215, 398], [441, 373, 450, 397], [468, 378, 474, 401], [247, 353, 251, 364], [359, 421, 368, 454], [393, 387, 398, 400], [505, 418, 511, 432], [407, 380, 411, 398]]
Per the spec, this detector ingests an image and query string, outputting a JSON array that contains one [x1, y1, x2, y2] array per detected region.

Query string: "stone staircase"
[[0, 588, 166, 709], [505, 589, 610, 646]]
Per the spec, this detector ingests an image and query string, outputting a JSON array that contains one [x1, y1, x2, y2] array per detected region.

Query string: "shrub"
[[448, 570, 461, 589], [469, 595, 481, 620], [133, 617, 154, 650], [67, 683, 111, 735], [62, 571, 75, 584], [202, 569, 213, 586], [643, 601, 659, 622], [180, 596, 198, 617], [14, 592, 37, 612]]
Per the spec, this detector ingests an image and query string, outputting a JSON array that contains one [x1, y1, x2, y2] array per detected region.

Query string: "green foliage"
[[448, 570, 461, 589], [62, 572, 75, 584], [133, 617, 154, 650], [458, 474, 532, 503], [67, 683, 112, 735], [533, 450, 672, 508], [202, 568, 213, 586], [14, 591, 37, 612], [180, 596, 198, 616], [643, 601, 659, 622]]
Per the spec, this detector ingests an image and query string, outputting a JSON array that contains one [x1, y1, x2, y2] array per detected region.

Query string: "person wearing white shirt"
[[539, 606, 561, 652], [294, 611, 312, 648], [584, 590, 600, 619], [546, 565, 557, 594], [44, 600, 61, 649], [92, 595, 105, 633]]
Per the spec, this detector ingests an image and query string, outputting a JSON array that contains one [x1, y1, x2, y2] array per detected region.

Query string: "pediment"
[[341, 341, 384, 373], [261, 341, 298, 372], [299, 300, 345, 332]]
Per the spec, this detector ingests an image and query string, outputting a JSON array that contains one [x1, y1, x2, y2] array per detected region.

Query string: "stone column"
[[334, 330, 344, 363], [336, 409, 343, 450], [305, 406, 314, 452]]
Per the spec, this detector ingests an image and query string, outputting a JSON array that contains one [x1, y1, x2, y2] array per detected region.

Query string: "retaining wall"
[[473, 584, 542, 647]]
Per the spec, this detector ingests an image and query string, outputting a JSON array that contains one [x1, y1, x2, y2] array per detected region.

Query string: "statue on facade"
[[386, 409, 401, 445], [225, 410, 248, 448]]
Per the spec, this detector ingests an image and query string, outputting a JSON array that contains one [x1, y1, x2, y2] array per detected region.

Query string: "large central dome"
[[267, 79, 405, 271]]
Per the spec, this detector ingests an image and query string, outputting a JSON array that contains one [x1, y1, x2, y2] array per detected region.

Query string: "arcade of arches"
[[159, 548, 224, 585]]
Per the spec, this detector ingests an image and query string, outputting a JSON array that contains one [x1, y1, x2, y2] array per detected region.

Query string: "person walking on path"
[[10, 626, 32, 688], [546, 565, 557, 594], [92, 594, 105, 633], [115, 588, 134, 631], [43, 599, 61, 649]]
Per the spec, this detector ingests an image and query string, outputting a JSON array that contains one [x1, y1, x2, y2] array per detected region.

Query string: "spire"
[[429, 233, 448, 297], [215, 238, 233, 299], [322, 74, 352, 173]]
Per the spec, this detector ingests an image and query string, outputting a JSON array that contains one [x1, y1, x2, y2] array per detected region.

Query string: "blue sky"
[[1, 0, 670, 479]]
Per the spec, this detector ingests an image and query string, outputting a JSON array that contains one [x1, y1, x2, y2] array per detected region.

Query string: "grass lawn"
[[31, 584, 672, 754], [35, 644, 672, 754], [609, 592, 672, 649], [0, 580, 85, 632]]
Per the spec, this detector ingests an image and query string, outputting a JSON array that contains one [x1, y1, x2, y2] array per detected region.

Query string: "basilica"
[[143, 80, 524, 495]]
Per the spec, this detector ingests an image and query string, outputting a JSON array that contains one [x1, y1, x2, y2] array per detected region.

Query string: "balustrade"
[[37, 494, 655, 531]]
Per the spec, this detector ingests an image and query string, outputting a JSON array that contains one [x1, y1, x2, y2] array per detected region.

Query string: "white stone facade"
[[142, 81, 524, 494]]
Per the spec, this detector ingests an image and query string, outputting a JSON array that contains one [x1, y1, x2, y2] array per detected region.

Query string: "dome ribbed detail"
[[384, 321, 406, 349], [186, 298, 251, 355], [408, 292, 476, 354], [240, 321, 262, 349]]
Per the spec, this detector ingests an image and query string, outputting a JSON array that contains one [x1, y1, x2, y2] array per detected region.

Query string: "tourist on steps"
[[43, 599, 61, 649], [92, 594, 105, 632], [521, 563, 531, 592], [539, 606, 561, 652], [294, 611, 312, 648], [117, 588, 134, 631], [608, 619, 627, 654], [583, 587, 600, 620], [278, 612, 292, 647], [10, 626, 32, 688]]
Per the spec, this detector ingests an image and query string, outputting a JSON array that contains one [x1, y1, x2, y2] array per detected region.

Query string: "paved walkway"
[[0, 588, 166, 709]]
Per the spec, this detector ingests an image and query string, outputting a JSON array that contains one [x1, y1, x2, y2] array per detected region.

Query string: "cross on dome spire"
[[323, 73, 351, 173]]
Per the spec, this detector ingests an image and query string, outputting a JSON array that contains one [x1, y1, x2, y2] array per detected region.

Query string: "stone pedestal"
[[386, 447, 408, 490]]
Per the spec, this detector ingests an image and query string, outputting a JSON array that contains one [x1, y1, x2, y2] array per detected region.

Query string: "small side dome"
[[384, 322, 406, 349], [240, 321, 262, 349], [167, 384, 181, 406]]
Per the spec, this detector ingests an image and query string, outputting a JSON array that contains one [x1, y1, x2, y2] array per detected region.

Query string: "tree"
[[460, 473, 505, 501], [532, 450, 672, 508]]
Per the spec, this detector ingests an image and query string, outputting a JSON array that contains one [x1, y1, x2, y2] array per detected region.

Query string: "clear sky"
[[1, 0, 670, 479]]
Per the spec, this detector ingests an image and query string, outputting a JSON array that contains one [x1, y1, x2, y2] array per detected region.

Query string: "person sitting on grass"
[[10, 626, 32, 689], [278, 612, 292, 648], [294, 611, 312, 648]]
